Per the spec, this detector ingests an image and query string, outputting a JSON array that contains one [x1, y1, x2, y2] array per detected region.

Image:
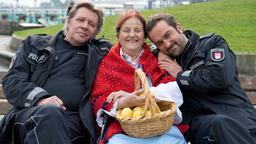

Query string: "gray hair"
[[64, 2, 104, 35]]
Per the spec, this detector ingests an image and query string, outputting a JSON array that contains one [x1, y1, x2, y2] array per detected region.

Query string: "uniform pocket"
[[13, 122, 26, 144], [71, 52, 88, 78]]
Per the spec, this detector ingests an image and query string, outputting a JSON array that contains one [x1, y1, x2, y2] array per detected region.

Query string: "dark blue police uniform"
[[176, 30, 256, 144], [0, 31, 112, 144]]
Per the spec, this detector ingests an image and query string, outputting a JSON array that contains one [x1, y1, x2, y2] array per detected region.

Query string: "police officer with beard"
[[0, 2, 112, 144], [146, 13, 256, 144]]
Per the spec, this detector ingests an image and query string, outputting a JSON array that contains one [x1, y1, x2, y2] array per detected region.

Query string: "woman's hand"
[[107, 89, 145, 109]]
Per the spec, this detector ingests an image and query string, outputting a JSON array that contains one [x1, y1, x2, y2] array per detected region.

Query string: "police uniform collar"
[[178, 30, 201, 65], [89, 38, 111, 56], [184, 30, 200, 51]]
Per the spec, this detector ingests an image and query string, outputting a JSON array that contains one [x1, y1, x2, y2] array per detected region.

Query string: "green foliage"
[[15, 0, 256, 52], [14, 24, 64, 39], [142, 0, 256, 52]]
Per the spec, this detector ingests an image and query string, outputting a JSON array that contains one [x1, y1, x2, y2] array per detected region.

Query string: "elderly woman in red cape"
[[91, 10, 186, 144]]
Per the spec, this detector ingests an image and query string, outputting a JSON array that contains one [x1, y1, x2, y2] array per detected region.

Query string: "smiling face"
[[118, 17, 145, 54], [148, 20, 188, 58], [65, 7, 98, 46]]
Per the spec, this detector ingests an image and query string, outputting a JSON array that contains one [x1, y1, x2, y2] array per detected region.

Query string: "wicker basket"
[[115, 70, 176, 138]]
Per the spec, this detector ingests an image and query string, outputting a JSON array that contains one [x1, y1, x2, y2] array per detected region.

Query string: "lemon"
[[133, 106, 144, 112], [132, 107, 144, 118], [120, 108, 133, 119], [139, 92, 146, 97], [132, 110, 143, 118]]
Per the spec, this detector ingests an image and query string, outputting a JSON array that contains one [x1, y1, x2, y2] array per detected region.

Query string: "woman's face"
[[118, 17, 144, 52]]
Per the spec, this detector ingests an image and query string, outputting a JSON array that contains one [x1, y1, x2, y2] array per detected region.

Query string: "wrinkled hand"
[[36, 96, 66, 110], [107, 89, 145, 109], [158, 52, 182, 78]]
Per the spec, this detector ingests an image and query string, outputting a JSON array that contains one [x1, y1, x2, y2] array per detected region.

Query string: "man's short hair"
[[65, 2, 104, 35], [145, 13, 177, 33]]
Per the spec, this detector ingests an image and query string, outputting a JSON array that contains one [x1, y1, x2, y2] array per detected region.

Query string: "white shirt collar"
[[120, 48, 144, 69]]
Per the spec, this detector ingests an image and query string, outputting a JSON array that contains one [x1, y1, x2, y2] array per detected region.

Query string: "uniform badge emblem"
[[210, 48, 225, 61]]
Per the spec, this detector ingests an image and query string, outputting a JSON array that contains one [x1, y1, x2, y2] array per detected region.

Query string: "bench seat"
[[0, 75, 255, 115]]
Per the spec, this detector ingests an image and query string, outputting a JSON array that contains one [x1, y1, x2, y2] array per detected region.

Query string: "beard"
[[166, 44, 180, 58]]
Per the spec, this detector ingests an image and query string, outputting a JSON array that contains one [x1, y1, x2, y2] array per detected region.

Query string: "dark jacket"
[[0, 31, 112, 144], [177, 30, 256, 130]]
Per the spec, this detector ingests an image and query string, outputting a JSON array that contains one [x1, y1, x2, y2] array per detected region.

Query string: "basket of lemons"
[[115, 70, 176, 138]]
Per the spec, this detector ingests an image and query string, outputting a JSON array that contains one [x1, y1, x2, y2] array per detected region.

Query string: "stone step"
[[0, 71, 7, 83], [240, 76, 256, 91], [0, 84, 4, 99], [247, 92, 256, 105], [236, 53, 256, 77], [0, 115, 4, 121], [239, 76, 256, 105], [0, 35, 15, 69], [0, 99, 12, 115], [0, 34, 17, 72]]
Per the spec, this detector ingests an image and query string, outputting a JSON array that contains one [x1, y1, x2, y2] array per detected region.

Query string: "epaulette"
[[97, 38, 110, 43], [29, 34, 54, 49], [93, 38, 112, 56], [199, 33, 215, 40], [30, 34, 52, 41], [150, 44, 160, 56], [35, 33, 48, 36]]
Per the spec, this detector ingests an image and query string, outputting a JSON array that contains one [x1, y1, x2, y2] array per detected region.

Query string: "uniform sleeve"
[[176, 35, 236, 93], [2, 38, 50, 108]]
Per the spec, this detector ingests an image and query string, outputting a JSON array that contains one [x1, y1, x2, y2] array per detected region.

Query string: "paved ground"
[[0, 66, 7, 71], [0, 35, 10, 121], [0, 35, 11, 48]]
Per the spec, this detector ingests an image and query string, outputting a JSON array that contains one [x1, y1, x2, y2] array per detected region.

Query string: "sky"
[[0, 0, 67, 7]]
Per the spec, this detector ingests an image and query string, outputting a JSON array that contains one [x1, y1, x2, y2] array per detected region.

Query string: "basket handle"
[[134, 70, 161, 117]]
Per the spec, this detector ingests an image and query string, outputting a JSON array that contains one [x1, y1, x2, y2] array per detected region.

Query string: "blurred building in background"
[[0, 0, 212, 34]]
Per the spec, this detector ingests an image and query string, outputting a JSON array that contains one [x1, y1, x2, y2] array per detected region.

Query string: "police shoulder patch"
[[210, 48, 225, 62]]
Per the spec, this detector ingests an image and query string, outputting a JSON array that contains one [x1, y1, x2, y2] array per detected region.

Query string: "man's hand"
[[36, 96, 66, 110], [158, 52, 182, 78]]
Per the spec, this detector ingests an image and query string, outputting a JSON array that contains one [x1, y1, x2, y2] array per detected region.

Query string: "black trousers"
[[188, 114, 256, 144], [12, 105, 90, 144]]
